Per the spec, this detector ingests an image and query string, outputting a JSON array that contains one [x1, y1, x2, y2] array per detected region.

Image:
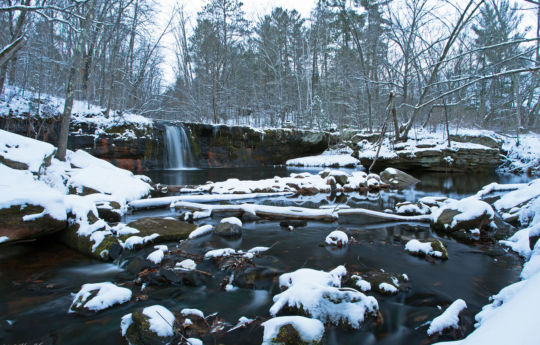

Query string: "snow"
[[154, 245, 168, 252], [270, 266, 378, 328], [189, 224, 214, 239], [186, 339, 203, 345], [351, 275, 372, 292], [204, 248, 237, 259], [142, 305, 175, 337], [500, 134, 540, 175], [0, 236, 8, 243], [181, 308, 205, 319], [262, 316, 325, 345], [120, 313, 133, 336], [69, 282, 131, 313], [147, 249, 165, 264], [123, 233, 159, 250], [427, 299, 467, 336], [325, 230, 349, 246], [405, 239, 443, 258], [378, 282, 398, 294], [176, 259, 197, 271], [286, 154, 361, 167], [67, 149, 151, 204], [493, 179, 540, 212], [228, 316, 255, 332], [431, 197, 494, 228], [220, 217, 242, 227], [247, 246, 269, 254], [129, 192, 292, 210], [0, 129, 56, 173]]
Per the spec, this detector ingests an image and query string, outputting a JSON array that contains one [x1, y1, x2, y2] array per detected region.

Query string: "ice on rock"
[[270, 266, 378, 328]]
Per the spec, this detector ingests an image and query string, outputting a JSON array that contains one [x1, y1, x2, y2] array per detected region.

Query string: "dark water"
[[0, 168, 528, 345]]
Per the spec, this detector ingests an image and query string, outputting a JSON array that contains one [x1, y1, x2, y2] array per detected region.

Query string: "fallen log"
[[172, 202, 432, 223]]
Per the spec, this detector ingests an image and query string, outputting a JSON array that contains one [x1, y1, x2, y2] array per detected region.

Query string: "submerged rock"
[[380, 168, 420, 189], [127, 217, 196, 242], [0, 204, 67, 244]]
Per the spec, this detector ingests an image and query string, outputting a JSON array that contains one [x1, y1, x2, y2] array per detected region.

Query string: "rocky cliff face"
[[180, 122, 329, 168], [0, 116, 329, 170]]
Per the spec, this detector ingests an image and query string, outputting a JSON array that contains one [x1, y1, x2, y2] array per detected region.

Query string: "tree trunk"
[[56, 0, 97, 161]]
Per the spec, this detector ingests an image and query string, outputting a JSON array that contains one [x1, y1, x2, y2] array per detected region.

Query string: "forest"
[[1, 0, 539, 137]]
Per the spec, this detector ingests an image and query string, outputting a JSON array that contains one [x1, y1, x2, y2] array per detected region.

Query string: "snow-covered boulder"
[[121, 305, 175, 345], [344, 270, 409, 296], [432, 197, 494, 232], [405, 239, 448, 260], [69, 282, 131, 314], [325, 230, 349, 247], [214, 217, 243, 237], [427, 299, 467, 336], [270, 266, 379, 328], [262, 316, 324, 345], [380, 168, 420, 189]]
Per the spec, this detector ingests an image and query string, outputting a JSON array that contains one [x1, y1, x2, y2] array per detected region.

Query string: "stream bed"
[[0, 168, 530, 345]]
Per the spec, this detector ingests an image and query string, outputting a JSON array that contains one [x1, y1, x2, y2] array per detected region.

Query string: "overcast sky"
[[156, 0, 538, 87]]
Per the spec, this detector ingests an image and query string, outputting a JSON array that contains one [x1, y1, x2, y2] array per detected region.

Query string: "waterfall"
[[163, 125, 194, 169]]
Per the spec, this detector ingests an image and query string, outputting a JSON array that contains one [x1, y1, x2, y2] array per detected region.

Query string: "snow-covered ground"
[[500, 134, 540, 176], [286, 146, 361, 168], [0, 86, 152, 129], [0, 129, 152, 251], [435, 178, 540, 345]]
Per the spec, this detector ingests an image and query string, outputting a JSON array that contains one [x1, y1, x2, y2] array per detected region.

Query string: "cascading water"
[[163, 125, 195, 169]]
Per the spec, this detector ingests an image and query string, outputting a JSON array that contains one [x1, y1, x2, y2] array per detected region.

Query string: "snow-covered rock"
[[121, 305, 175, 345], [69, 282, 131, 313], [270, 266, 378, 328], [427, 299, 467, 336], [432, 197, 494, 232], [325, 230, 349, 247], [286, 154, 360, 168], [214, 217, 243, 237], [262, 316, 324, 345], [189, 224, 214, 239], [405, 239, 448, 260]]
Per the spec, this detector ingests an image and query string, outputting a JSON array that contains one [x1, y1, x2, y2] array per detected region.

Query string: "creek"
[[0, 168, 531, 345]]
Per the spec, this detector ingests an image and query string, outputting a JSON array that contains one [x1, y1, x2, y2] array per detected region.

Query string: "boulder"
[[127, 217, 196, 242], [214, 217, 242, 237], [380, 168, 420, 189], [0, 205, 67, 244], [449, 133, 503, 149]]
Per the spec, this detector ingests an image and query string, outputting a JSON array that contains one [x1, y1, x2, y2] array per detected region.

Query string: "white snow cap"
[[220, 217, 242, 227], [142, 305, 175, 337], [405, 239, 444, 258], [325, 230, 349, 246], [270, 266, 378, 328], [189, 224, 214, 239], [181, 308, 205, 319], [428, 299, 467, 336], [147, 249, 165, 264], [176, 259, 197, 271], [69, 282, 131, 312], [262, 316, 324, 345]]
